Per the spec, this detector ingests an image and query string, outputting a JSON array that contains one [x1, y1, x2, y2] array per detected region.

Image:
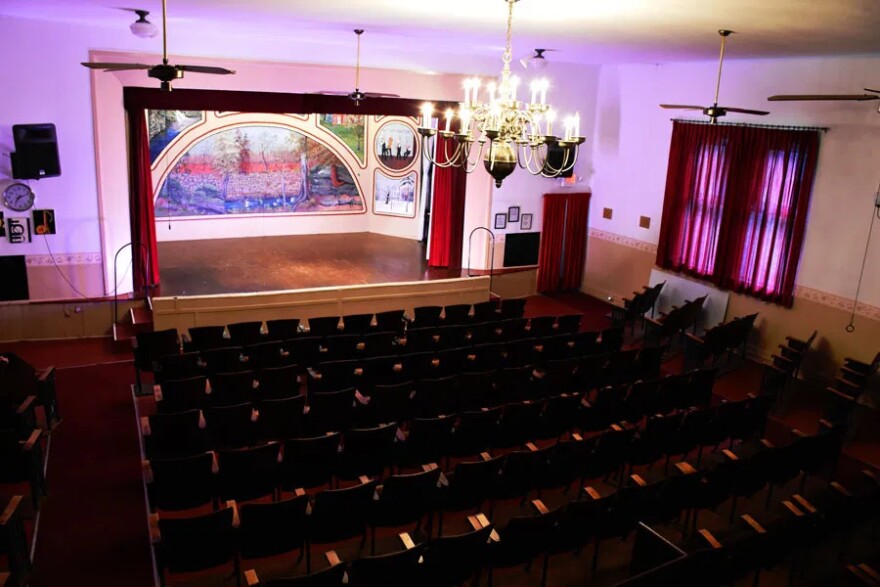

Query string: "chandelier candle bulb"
[[530, 81, 539, 105], [545, 109, 556, 136], [540, 80, 548, 105], [511, 76, 520, 103], [460, 108, 472, 133], [444, 109, 453, 132], [487, 82, 497, 103], [574, 113, 580, 137], [421, 103, 434, 129]]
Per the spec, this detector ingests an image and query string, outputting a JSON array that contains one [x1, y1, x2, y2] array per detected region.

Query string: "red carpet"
[[29, 361, 153, 587]]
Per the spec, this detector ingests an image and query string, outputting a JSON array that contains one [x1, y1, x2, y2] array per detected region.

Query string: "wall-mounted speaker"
[[0, 256, 29, 301], [11, 123, 61, 180]]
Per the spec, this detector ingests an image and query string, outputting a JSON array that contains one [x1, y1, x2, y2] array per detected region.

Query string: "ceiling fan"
[[660, 30, 769, 123], [317, 29, 399, 104], [519, 48, 556, 70], [768, 88, 880, 110], [81, 0, 235, 91]]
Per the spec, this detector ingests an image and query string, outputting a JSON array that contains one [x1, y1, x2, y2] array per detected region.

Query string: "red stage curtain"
[[537, 194, 568, 292], [657, 121, 819, 307], [561, 193, 590, 289], [127, 107, 159, 291], [427, 135, 468, 268]]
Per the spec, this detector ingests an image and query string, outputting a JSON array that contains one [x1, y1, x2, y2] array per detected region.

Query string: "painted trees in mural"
[[374, 171, 417, 217], [148, 110, 202, 161], [154, 125, 364, 217], [319, 114, 366, 162]]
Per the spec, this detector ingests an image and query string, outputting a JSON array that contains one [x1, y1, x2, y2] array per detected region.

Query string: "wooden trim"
[[0, 496, 22, 526], [697, 529, 722, 549]]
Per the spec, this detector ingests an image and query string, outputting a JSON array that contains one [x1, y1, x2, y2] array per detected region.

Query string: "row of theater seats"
[[143, 362, 720, 460], [147, 404, 871, 586]]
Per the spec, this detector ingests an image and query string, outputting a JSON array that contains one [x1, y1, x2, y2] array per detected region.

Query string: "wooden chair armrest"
[[480, 452, 492, 462], [741, 515, 767, 534], [421, 463, 439, 472], [226, 500, 240, 528], [525, 442, 539, 452], [792, 494, 817, 514], [644, 317, 663, 328], [843, 357, 871, 371], [37, 366, 56, 382], [840, 366, 867, 380], [834, 376, 863, 390], [771, 354, 794, 365], [531, 499, 549, 515], [21, 429, 41, 451], [675, 462, 697, 475], [721, 449, 739, 461], [610, 423, 623, 432], [777, 344, 800, 354], [781, 501, 804, 517], [791, 428, 806, 438], [244, 569, 260, 587], [630, 474, 647, 487], [826, 386, 856, 402], [684, 332, 704, 344], [582, 486, 601, 500], [325, 550, 342, 566], [475, 513, 492, 529], [15, 396, 36, 415], [818, 419, 835, 431], [359, 475, 372, 485], [399, 532, 416, 550], [153, 385, 163, 403], [294, 487, 306, 497], [697, 529, 722, 549], [861, 469, 879, 484], [858, 564, 880, 583], [142, 460, 153, 483], [0, 496, 22, 526], [571, 432, 583, 441], [149, 513, 161, 544], [830, 482, 852, 497], [759, 438, 774, 449], [467, 515, 483, 531], [140, 417, 151, 436]]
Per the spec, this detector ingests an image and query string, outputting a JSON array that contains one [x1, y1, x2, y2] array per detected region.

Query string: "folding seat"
[[359, 380, 415, 427], [374, 309, 406, 335], [396, 415, 456, 469], [728, 394, 771, 445], [655, 373, 691, 413], [286, 336, 322, 368], [499, 297, 527, 319], [555, 313, 583, 334], [227, 321, 264, 347], [258, 364, 303, 400], [265, 318, 301, 341], [369, 466, 442, 550], [154, 351, 201, 385], [435, 347, 472, 377], [184, 325, 228, 352], [244, 340, 289, 372], [143, 409, 205, 459], [538, 358, 580, 397], [156, 376, 209, 413], [258, 394, 307, 440], [357, 355, 401, 388], [360, 331, 396, 358], [204, 402, 257, 449], [664, 406, 713, 468], [202, 346, 249, 374], [414, 376, 460, 417], [527, 315, 556, 338], [412, 305, 443, 328], [216, 442, 281, 503], [621, 378, 662, 422], [435, 324, 469, 349], [437, 453, 504, 532], [570, 330, 601, 356], [498, 317, 529, 341], [685, 367, 717, 407], [550, 488, 617, 569], [470, 343, 509, 371], [584, 425, 636, 484], [209, 370, 257, 406], [652, 461, 703, 525], [307, 388, 357, 434], [280, 433, 341, 491], [402, 327, 439, 353], [627, 414, 679, 475], [471, 299, 500, 322], [153, 506, 238, 586], [495, 400, 545, 448], [337, 422, 398, 479], [307, 478, 378, 560], [238, 494, 309, 564], [539, 333, 577, 360], [399, 351, 441, 381], [602, 348, 640, 385], [495, 443, 553, 501], [635, 344, 666, 379], [0, 428, 46, 510], [308, 315, 341, 337], [581, 384, 624, 432], [248, 552, 345, 586], [346, 535, 425, 587], [536, 392, 583, 440], [486, 499, 562, 587], [448, 407, 502, 458], [542, 434, 598, 491], [442, 303, 472, 325], [320, 334, 361, 362], [468, 321, 501, 346], [134, 328, 180, 392], [0, 494, 31, 582], [341, 313, 374, 334], [147, 451, 216, 511], [699, 400, 743, 452], [509, 337, 540, 366], [616, 474, 663, 529], [458, 369, 498, 410], [422, 515, 494, 587], [309, 360, 359, 395]]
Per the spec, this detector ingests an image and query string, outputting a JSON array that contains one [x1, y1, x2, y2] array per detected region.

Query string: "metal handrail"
[[112, 241, 152, 327], [467, 227, 495, 293]]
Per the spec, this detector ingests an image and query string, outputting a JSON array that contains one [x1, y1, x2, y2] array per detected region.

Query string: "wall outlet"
[[639, 215, 651, 229], [602, 207, 613, 220]]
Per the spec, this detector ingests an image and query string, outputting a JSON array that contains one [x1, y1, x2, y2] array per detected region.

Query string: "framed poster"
[[494, 213, 507, 230], [375, 121, 418, 171], [508, 206, 520, 223], [374, 170, 417, 217], [521, 213, 533, 230]]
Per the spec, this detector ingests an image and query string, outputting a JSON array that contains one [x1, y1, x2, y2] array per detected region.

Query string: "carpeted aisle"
[[30, 361, 153, 586]]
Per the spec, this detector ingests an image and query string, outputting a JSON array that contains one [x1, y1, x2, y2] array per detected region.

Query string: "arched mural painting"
[[153, 124, 364, 217]]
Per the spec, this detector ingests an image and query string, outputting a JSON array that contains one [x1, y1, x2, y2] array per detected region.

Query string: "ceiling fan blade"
[[659, 104, 706, 110], [864, 88, 880, 94], [177, 65, 235, 75], [362, 92, 400, 98], [82, 62, 152, 70], [720, 107, 770, 115], [768, 94, 880, 101], [315, 91, 353, 96]]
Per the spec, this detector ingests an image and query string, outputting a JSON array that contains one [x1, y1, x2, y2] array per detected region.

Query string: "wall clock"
[[3, 183, 36, 212]]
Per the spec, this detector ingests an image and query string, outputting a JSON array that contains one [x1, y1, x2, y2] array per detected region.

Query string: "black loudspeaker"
[[11, 123, 61, 180], [0, 256, 29, 301], [541, 144, 574, 178]]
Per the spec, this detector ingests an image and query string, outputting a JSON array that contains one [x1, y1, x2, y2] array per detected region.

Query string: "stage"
[[157, 232, 455, 296]]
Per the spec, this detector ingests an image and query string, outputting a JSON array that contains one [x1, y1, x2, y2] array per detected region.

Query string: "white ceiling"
[[3, 0, 880, 65]]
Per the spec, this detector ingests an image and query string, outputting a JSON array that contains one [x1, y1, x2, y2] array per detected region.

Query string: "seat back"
[[280, 433, 341, 489], [266, 318, 301, 341], [149, 452, 215, 511], [374, 309, 406, 334], [499, 298, 527, 319], [154, 352, 201, 384], [308, 316, 341, 337], [347, 542, 425, 587], [187, 325, 228, 352], [204, 402, 256, 449], [423, 524, 493, 585], [209, 370, 257, 406], [443, 304, 472, 325], [158, 376, 208, 413], [227, 321, 263, 347], [259, 364, 303, 399], [472, 300, 500, 322], [135, 329, 180, 371], [216, 443, 280, 502], [156, 507, 236, 575], [308, 388, 356, 434], [146, 409, 205, 459], [259, 395, 307, 440], [413, 305, 443, 327], [239, 494, 309, 559], [342, 313, 374, 334], [309, 478, 378, 544]]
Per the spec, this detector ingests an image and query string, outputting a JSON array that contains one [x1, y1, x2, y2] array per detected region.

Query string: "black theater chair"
[[134, 328, 181, 394], [204, 402, 257, 449], [307, 388, 356, 434], [147, 451, 216, 512], [244, 551, 345, 587], [527, 316, 556, 338], [184, 325, 228, 352], [265, 318, 301, 341], [412, 305, 443, 328], [307, 478, 378, 570], [374, 309, 406, 335], [216, 442, 281, 503], [258, 394, 307, 441], [422, 514, 494, 587], [308, 316, 341, 337], [154, 351, 202, 385], [346, 533, 425, 587], [209, 370, 258, 406], [227, 321, 264, 347], [258, 364, 303, 400], [152, 504, 239, 586], [156, 375, 209, 413], [280, 433, 341, 491], [443, 304, 472, 325], [486, 499, 562, 587], [472, 299, 500, 322], [245, 341, 290, 372], [238, 494, 310, 571], [337, 423, 398, 480], [142, 409, 206, 459], [555, 314, 583, 334], [369, 465, 442, 552], [202, 346, 250, 374], [499, 297, 527, 319], [341, 313, 374, 334]]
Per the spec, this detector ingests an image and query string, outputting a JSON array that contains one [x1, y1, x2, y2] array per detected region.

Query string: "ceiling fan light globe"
[[528, 56, 548, 71], [130, 19, 158, 38]]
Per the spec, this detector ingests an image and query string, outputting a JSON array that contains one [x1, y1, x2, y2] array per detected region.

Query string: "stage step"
[[113, 299, 154, 353]]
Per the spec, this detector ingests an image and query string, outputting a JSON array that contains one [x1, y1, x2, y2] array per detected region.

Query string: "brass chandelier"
[[417, 0, 584, 188]]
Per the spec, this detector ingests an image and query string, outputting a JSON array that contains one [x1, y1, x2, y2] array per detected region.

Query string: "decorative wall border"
[[26, 253, 103, 267], [588, 228, 658, 254], [588, 228, 880, 321]]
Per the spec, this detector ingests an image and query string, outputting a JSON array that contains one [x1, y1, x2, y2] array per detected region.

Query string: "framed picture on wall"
[[520, 213, 532, 230], [507, 206, 520, 223], [494, 213, 507, 230]]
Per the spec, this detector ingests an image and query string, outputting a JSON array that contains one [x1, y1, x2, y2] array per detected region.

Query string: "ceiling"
[[4, 0, 880, 65]]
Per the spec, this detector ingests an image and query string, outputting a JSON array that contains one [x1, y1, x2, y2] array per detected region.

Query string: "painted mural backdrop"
[[149, 110, 203, 162], [153, 124, 364, 217], [319, 114, 366, 162], [374, 170, 416, 217]]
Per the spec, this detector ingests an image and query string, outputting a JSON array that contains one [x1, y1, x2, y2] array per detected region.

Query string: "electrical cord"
[[43, 235, 134, 299], [845, 187, 880, 333]]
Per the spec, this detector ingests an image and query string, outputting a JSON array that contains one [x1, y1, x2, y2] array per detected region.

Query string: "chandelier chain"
[[501, 0, 514, 77]]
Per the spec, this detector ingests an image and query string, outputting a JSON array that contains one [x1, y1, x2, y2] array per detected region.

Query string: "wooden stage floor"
[[157, 233, 458, 296]]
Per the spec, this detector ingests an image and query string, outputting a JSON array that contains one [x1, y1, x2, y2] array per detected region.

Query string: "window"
[[657, 122, 820, 307]]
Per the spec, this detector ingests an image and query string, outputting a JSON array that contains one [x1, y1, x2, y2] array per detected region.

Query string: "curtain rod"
[[670, 118, 829, 132]]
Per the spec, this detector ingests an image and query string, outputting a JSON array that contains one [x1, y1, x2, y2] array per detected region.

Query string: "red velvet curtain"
[[657, 121, 819, 307], [127, 108, 160, 291], [537, 192, 590, 292], [427, 135, 468, 268]]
